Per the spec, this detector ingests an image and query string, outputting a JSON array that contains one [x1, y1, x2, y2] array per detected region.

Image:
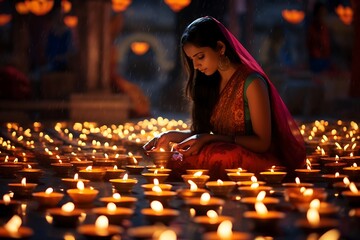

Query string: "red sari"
[[168, 18, 305, 180]]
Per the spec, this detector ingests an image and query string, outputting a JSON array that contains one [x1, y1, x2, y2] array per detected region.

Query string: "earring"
[[218, 54, 230, 71]]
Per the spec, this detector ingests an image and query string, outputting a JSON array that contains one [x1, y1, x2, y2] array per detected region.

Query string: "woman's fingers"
[[143, 137, 157, 151]]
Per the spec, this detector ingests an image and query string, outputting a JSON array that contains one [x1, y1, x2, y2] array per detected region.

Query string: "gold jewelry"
[[218, 54, 230, 71]]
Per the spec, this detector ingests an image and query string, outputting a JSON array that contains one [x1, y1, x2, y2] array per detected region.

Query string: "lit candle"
[[125, 152, 145, 174], [182, 171, 210, 188], [282, 177, 314, 189], [259, 168, 287, 184], [295, 162, 321, 182], [185, 193, 225, 216], [141, 200, 179, 225], [193, 210, 234, 232], [226, 171, 254, 182], [78, 166, 106, 181], [77, 215, 122, 239], [67, 181, 99, 205], [343, 163, 360, 181], [109, 173, 138, 193], [296, 207, 339, 234], [47, 202, 83, 227], [286, 187, 328, 208], [342, 182, 360, 207], [16, 164, 43, 183], [238, 182, 273, 198], [142, 169, 169, 183], [50, 160, 73, 177], [92, 203, 134, 225], [144, 185, 176, 207], [8, 178, 37, 199], [61, 173, 90, 189], [141, 178, 173, 191], [240, 191, 280, 211], [0, 194, 20, 218], [177, 180, 208, 199], [321, 172, 348, 186], [105, 165, 126, 181], [296, 199, 339, 217], [99, 193, 137, 209], [0, 215, 33, 239], [205, 179, 236, 197], [202, 219, 252, 240], [32, 187, 64, 208]]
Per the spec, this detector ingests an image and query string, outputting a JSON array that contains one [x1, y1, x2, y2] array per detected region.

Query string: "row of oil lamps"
[[0, 119, 359, 239]]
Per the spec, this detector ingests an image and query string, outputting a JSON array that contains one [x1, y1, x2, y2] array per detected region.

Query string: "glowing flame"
[[61, 202, 75, 213], [193, 171, 203, 177], [153, 178, 160, 185], [85, 166, 92, 171], [157, 229, 177, 240], [250, 182, 259, 189], [256, 191, 266, 202], [309, 199, 320, 209], [353, 163, 358, 168], [113, 193, 121, 199], [343, 177, 350, 185], [77, 181, 85, 191], [74, 173, 79, 180], [150, 200, 164, 212], [188, 180, 198, 191], [251, 176, 258, 182], [349, 182, 359, 193], [217, 220, 233, 238], [200, 193, 211, 205], [107, 203, 117, 212], [207, 210, 218, 219], [27, 164, 32, 169], [307, 208, 320, 226], [3, 194, 11, 205], [335, 155, 340, 160], [217, 179, 224, 185], [295, 177, 301, 184], [159, 148, 165, 152], [335, 172, 340, 178], [152, 185, 162, 193], [154, 170, 158, 175], [21, 178, 26, 186], [255, 202, 268, 216], [318, 229, 341, 240], [45, 188, 53, 194], [303, 189, 314, 196], [113, 165, 118, 170], [123, 173, 128, 180], [95, 215, 109, 229], [4, 215, 22, 233]]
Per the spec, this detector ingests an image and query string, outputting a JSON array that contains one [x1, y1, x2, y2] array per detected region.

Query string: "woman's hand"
[[142, 131, 192, 152], [174, 134, 209, 157]]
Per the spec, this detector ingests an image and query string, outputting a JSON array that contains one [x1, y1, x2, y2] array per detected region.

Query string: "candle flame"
[[256, 191, 266, 202], [3, 194, 11, 205], [250, 182, 259, 189], [95, 215, 109, 229], [343, 177, 350, 185], [77, 181, 85, 191], [251, 176, 258, 183], [309, 199, 320, 209], [21, 178, 26, 186], [200, 192, 211, 205], [295, 177, 301, 184], [27, 164, 32, 169], [255, 202, 268, 216], [59, 160, 62, 164], [349, 182, 359, 193], [207, 210, 218, 219], [152, 185, 162, 193], [318, 229, 341, 240], [85, 166, 92, 171], [321, 148, 326, 156], [45, 188, 53, 194], [353, 163, 358, 168], [123, 173, 128, 180], [193, 171, 203, 177], [335, 155, 340, 160], [112, 193, 121, 199], [113, 165, 118, 170], [4, 215, 22, 233], [153, 178, 159, 185], [154, 170, 158, 175], [61, 202, 75, 213], [303, 189, 314, 196], [307, 208, 320, 226], [157, 229, 177, 240], [335, 142, 342, 149], [335, 172, 340, 178], [107, 203, 117, 212], [74, 173, 79, 180], [159, 148, 165, 152], [188, 180, 198, 191], [217, 220, 233, 238], [217, 179, 224, 185], [150, 200, 163, 212]]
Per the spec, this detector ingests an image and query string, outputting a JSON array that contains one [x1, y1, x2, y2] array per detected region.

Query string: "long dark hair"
[[180, 16, 241, 133]]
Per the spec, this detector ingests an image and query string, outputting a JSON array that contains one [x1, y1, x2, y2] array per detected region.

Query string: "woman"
[[143, 16, 305, 180]]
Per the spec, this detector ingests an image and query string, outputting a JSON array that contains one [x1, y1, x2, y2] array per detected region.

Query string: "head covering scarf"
[[211, 17, 306, 170]]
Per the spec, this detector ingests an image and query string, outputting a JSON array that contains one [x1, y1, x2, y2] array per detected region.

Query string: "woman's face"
[[183, 43, 221, 76]]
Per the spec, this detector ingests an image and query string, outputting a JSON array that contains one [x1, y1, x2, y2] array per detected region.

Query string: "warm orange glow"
[[4, 215, 22, 233], [188, 180, 198, 191], [3, 194, 11, 205], [113, 193, 121, 199], [0, 14, 11, 26], [150, 200, 163, 212], [107, 203, 117, 212], [193, 171, 203, 177], [123, 173, 128, 180], [217, 179, 224, 185], [307, 208, 320, 226], [282, 9, 305, 24], [25, 0, 54, 16], [61, 0, 72, 13], [256, 191, 266, 202], [217, 220, 233, 238], [61, 202, 75, 212], [21, 178, 27, 186], [336, 5, 353, 25], [200, 192, 211, 204], [130, 41, 150, 55], [95, 215, 109, 229], [152, 185, 162, 193], [255, 202, 268, 216], [64, 15, 78, 28], [112, 0, 132, 12], [15, 2, 29, 14], [77, 181, 85, 191], [45, 188, 54, 194], [164, 0, 191, 12]]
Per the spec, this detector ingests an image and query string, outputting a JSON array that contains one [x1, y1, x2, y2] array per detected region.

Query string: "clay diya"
[[77, 215, 123, 240], [185, 192, 225, 216], [342, 163, 360, 181], [146, 149, 175, 167], [227, 172, 254, 182], [182, 171, 210, 188], [177, 180, 208, 199], [0, 215, 33, 239], [186, 169, 209, 175], [142, 170, 169, 183], [32, 188, 64, 208], [321, 172, 348, 186], [78, 166, 106, 181], [141, 178, 173, 191], [296, 199, 339, 218], [193, 210, 234, 232], [67, 181, 99, 205], [99, 193, 137, 209], [0, 194, 20, 219], [125, 152, 145, 174], [144, 185, 176, 207], [202, 220, 252, 240], [50, 160, 73, 177], [8, 178, 37, 199], [16, 165, 43, 183], [296, 208, 339, 234], [342, 182, 360, 207], [240, 191, 280, 211], [47, 202, 83, 227], [205, 179, 236, 197], [104, 165, 126, 181], [109, 174, 138, 193], [62, 173, 90, 189], [238, 183, 273, 198], [259, 169, 287, 184], [141, 200, 179, 225], [92, 203, 134, 225], [147, 167, 172, 174]]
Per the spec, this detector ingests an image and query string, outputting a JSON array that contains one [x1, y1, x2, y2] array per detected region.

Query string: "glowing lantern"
[[112, 0, 132, 12], [61, 0, 72, 13], [15, 2, 29, 15], [164, 0, 191, 12], [130, 41, 150, 55], [281, 9, 305, 24], [25, 0, 54, 16], [0, 14, 11, 26], [335, 5, 353, 25], [63, 15, 78, 28]]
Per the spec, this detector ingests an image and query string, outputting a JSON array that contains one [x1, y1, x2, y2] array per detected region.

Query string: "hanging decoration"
[[281, 9, 305, 24], [15, 2, 29, 14], [63, 15, 77, 28], [0, 14, 11, 26], [62, 0, 72, 13], [112, 0, 132, 12], [24, 0, 54, 16], [164, 0, 191, 12], [335, 5, 353, 25], [130, 41, 150, 55]]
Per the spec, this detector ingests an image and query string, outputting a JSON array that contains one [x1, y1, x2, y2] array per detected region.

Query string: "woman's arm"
[[143, 130, 193, 151]]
